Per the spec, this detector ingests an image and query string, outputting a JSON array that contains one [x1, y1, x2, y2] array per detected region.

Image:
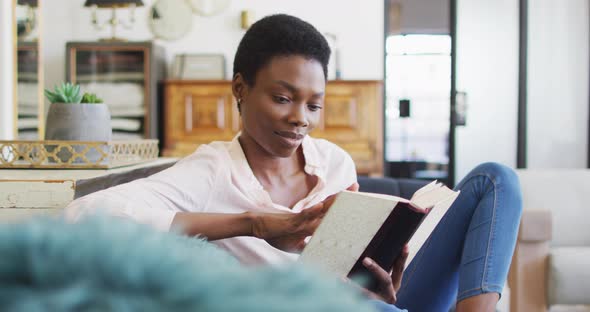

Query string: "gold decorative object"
[[0, 140, 158, 169], [240, 10, 254, 30]]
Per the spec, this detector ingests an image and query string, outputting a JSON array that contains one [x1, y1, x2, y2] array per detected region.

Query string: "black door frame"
[[449, 0, 457, 186], [517, 0, 528, 169]]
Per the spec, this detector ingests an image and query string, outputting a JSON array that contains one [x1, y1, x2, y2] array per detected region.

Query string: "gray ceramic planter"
[[45, 103, 112, 163]]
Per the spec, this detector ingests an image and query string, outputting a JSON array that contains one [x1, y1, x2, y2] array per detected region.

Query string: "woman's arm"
[[171, 212, 255, 240], [172, 195, 336, 252], [173, 183, 358, 252]]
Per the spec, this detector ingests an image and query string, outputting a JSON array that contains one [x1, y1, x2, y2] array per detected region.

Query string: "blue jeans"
[[372, 162, 522, 312]]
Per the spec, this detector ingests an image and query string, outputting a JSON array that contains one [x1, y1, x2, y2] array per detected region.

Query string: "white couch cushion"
[[548, 247, 590, 305]]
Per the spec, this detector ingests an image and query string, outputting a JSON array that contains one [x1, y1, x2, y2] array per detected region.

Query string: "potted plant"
[[44, 82, 112, 163]]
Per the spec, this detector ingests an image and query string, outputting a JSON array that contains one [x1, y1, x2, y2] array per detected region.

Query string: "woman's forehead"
[[255, 55, 325, 93]]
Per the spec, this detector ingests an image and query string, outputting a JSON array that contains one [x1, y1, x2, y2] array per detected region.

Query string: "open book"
[[299, 181, 459, 289]]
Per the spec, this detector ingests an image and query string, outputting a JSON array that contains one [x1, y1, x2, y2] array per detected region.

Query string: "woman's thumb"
[[347, 182, 360, 192]]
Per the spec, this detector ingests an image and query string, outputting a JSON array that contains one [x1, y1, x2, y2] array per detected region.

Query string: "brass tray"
[[0, 140, 159, 169]]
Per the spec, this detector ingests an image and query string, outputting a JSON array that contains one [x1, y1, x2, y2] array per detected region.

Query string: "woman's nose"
[[287, 104, 309, 127]]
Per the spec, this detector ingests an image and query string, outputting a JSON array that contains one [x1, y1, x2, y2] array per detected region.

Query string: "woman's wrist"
[[243, 211, 261, 238]]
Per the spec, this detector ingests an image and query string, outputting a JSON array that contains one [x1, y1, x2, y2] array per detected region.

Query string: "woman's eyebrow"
[[273, 80, 325, 97]]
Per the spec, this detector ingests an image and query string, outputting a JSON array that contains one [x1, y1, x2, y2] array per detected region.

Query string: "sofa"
[[357, 176, 430, 198], [0, 176, 427, 312], [0, 216, 381, 312], [508, 169, 590, 312]]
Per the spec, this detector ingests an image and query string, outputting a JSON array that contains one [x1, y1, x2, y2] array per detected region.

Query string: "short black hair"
[[233, 14, 331, 86]]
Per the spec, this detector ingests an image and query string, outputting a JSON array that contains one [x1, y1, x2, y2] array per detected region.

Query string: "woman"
[[66, 14, 522, 312]]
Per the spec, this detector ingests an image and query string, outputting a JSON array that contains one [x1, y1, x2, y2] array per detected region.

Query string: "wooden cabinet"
[[163, 80, 383, 175], [66, 41, 166, 140], [164, 81, 238, 155]]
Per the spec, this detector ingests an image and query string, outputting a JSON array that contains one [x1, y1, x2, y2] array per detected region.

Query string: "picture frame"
[[173, 54, 226, 80]]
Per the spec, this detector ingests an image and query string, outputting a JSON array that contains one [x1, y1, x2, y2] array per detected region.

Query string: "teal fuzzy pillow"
[[0, 217, 376, 312]]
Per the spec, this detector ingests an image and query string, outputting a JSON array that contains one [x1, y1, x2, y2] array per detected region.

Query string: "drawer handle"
[[185, 95, 193, 132]]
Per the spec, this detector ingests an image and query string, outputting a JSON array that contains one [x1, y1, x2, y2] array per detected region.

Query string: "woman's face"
[[234, 55, 325, 158]]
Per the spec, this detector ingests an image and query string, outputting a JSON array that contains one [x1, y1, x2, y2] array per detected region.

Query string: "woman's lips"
[[274, 131, 305, 147]]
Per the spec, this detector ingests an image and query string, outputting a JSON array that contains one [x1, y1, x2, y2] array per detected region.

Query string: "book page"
[[406, 186, 460, 268], [299, 191, 398, 277], [410, 180, 439, 201], [353, 191, 409, 203], [411, 182, 455, 209]]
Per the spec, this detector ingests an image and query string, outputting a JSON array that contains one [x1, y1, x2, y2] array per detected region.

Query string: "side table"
[[0, 158, 177, 222]]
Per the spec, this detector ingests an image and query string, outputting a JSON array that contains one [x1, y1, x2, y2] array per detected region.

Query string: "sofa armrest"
[[518, 210, 552, 242], [509, 210, 552, 312]]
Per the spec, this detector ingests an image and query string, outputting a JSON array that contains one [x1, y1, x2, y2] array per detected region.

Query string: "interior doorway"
[[383, 0, 455, 186]]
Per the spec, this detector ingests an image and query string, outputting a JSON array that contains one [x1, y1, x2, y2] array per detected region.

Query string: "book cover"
[[299, 181, 459, 289]]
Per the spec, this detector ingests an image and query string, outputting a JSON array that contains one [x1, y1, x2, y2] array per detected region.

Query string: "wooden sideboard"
[[163, 80, 383, 176]]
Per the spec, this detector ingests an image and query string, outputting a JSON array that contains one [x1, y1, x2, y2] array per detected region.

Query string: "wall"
[[527, 0, 589, 168], [0, 0, 15, 140], [42, 0, 384, 92], [455, 0, 520, 181], [27, 0, 590, 174]]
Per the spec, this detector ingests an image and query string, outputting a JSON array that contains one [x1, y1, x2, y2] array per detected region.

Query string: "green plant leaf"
[[81, 93, 103, 104], [44, 82, 84, 103]]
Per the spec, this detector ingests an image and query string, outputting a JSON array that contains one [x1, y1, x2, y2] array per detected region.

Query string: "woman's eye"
[[273, 96, 290, 104], [308, 104, 322, 112]]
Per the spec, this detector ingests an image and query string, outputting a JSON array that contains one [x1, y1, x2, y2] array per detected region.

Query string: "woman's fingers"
[[362, 257, 397, 304], [391, 245, 409, 290], [291, 236, 308, 252], [301, 201, 329, 220], [362, 257, 393, 288], [298, 184, 360, 235], [303, 183, 358, 219], [340, 277, 381, 300], [347, 182, 360, 192], [408, 202, 432, 213]]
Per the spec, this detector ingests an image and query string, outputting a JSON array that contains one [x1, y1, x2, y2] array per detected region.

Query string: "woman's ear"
[[232, 73, 247, 114], [232, 73, 246, 101]]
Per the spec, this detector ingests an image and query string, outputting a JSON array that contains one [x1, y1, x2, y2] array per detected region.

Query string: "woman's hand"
[[251, 200, 329, 252], [251, 182, 359, 252], [360, 245, 409, 304]]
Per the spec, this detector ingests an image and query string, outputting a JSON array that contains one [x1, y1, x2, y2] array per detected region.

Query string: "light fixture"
[[84, 0, 144, 41]]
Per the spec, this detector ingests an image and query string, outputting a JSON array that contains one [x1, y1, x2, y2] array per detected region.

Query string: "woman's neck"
[[238, 134, 305, 183]]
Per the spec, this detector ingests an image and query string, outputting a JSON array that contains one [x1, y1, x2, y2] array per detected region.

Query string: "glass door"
[[385, 34, 452, 184]]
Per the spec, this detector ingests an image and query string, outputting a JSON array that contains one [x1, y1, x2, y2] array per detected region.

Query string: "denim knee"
[[468, 162, 522, 209], [471, 162, 518, 187], [470, 162, 523, 217]]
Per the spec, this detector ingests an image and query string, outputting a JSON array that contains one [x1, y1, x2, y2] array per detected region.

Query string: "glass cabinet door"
[[17, 42, 40, 139], [70, 48, 147, 140]]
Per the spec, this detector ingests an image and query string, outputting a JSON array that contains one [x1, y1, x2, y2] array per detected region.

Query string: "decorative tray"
[[0, 140, 159, 169]]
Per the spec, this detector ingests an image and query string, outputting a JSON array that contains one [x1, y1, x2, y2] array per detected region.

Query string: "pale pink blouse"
[[65, 135, 357, 266]]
